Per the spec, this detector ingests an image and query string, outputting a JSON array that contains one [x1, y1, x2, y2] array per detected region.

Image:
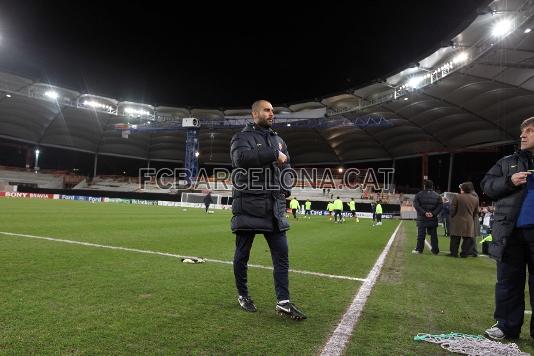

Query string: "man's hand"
[[511, 172, 532, 186], [277, 151, 287, 165], [425, 212, 433, 218]]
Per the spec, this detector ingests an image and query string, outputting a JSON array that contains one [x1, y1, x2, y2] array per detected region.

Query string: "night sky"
[[0, 1, 488, 108]]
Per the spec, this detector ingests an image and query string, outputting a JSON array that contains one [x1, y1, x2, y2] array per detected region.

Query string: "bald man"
[[230, 100, 306, 320]]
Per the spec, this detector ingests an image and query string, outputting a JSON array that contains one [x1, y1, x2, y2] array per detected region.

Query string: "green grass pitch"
[[0, 198, 532, 355]]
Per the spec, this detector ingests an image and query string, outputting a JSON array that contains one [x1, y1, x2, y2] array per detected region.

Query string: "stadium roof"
[[0, 0, 533, 166]]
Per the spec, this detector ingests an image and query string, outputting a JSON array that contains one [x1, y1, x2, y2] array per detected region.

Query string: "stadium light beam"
[[34, 148, 40, 171]]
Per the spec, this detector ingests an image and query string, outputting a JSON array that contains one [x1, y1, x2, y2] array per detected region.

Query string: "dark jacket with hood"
[[230, 122, 291, 233], [481, 150, 534, 260], [203, 193, 213, 205]]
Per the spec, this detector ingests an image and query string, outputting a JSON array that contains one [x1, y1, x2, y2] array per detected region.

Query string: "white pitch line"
[[320, 221, 402, 356], [0, 231, 365, 282]]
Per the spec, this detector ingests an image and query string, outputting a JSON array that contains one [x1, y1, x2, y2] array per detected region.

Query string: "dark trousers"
[[416, 225, 439, 254], [494, 228, 534, 338], [292, 209, 297, 219], [449, 236, 474, 257], [334, 210, 342, 222], [205, 203, 210, 212], [376, 214, 382, 222], [443, 216, 450, 236], [233, 229, 289, 301]]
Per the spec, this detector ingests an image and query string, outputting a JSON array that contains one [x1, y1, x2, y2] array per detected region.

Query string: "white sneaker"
[[411, 250, 422, 254], [484, 323, 505, 340]]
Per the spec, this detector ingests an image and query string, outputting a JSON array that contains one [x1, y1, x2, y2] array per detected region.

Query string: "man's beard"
[[258, 118, 272, 128]]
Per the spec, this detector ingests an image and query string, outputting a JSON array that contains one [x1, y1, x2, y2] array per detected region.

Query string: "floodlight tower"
[[182, 118, 201, 182]]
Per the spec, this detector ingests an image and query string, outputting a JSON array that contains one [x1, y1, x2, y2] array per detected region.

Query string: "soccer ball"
[[208, 211, 214, 214]]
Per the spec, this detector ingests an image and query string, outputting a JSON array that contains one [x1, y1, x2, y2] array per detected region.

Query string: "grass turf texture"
[[347, 222, 534, 355], [0, 198, 397, 354]]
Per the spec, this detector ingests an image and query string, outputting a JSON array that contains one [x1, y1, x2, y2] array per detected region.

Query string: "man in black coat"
[[412, 180, 443, 255], [482, 117, 534, 340], [203, 192, 213, 213], [230, 100, 306, 320]]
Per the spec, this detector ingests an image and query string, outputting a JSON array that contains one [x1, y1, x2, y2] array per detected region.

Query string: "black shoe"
[[238, 296, 257, 312], [446, 253, 458, 257], [276, 301, 307, 320]]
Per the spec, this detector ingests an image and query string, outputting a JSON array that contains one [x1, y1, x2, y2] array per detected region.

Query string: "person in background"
[[204, 191, 213, 213], [333, 196, 344, 223], [441, 196, 451, 237], [348, 198, 359, 222], [448, 182, 479, 258], [370, 201, 376, 225], [412, 180, 443, 255], [374, 200, 383, 226], [304, 199, 312, 220], [327, 201, 334, 221], [289, 197, 300, 219]]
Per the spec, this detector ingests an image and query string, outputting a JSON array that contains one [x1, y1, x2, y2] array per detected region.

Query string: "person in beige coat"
[[448, 182, 480, 257]]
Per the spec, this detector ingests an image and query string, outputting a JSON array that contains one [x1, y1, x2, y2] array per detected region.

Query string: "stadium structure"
[[0, 1, 532, 174], [2, 1, 534, 354], [0, 0, 532, 210]]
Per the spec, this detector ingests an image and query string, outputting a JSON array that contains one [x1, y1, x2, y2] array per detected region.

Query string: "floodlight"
[[45, 90, 59, 100], [452, 52, 468, 64], [492, 19, 513, 37]]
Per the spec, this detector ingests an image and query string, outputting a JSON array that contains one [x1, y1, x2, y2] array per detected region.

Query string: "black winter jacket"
[[230, 123, 291, 233], [481, 150, 534, 260], [413, 189, 443, 227]]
